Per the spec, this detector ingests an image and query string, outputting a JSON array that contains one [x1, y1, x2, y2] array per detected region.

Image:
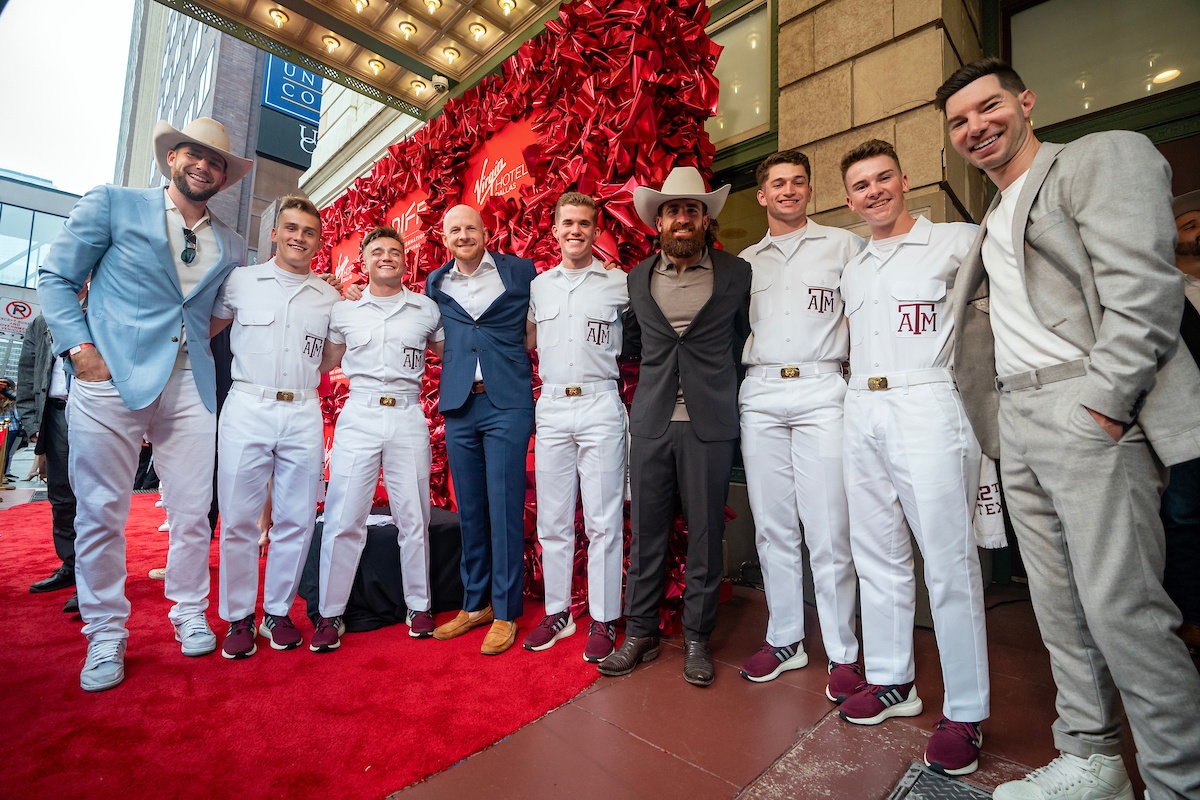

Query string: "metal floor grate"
[[886, 763, 992, 800]]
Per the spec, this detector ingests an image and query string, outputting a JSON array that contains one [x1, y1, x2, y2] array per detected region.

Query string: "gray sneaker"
[[81, 639, 126, 692], [174, 615, 217, 657]]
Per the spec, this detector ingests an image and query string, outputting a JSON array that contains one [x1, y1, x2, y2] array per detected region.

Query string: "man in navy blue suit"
[[425, 204, 536, 655]]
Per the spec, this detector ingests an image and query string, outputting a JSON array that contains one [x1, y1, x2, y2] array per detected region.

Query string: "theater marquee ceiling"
[[153, 0, 563, 118]]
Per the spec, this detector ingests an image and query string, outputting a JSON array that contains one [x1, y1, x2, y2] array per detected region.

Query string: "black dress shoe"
[[62, 594, 79, 614], [683, 639, 714, 686], [30, 565, 74, 594], [597, 635, 660, 676]]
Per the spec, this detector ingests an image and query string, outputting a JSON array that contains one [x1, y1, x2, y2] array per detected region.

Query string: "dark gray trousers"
[[624, 422, 736, 641], [43, 400, 77, 569]]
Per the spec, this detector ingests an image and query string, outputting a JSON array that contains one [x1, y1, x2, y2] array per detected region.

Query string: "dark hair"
[[361, 226, 404, 253], [755, 149, 812, 188], [935, 57, 1027, 111], [275, 193, 321, 226], [554, 191, 598, 222], [840, 139, 902, 181]]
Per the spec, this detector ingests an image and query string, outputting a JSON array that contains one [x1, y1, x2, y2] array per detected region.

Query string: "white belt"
[[231, 381, 318, 402], [746, 361, 843, 380], [847, 368, 955, 392], [541, 379, 619, 398], [348, 390, 421, 408]]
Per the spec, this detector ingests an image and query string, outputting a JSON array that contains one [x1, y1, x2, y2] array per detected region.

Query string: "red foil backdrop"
[[316, 0, 725, 635]]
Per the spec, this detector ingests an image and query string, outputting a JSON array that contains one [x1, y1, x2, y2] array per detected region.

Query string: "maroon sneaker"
[[309, 616, 345, 653], [406, 609, 435, 639], [259, 613, 302, 651], [838, 682, 923, 725], [739, 640, 808, 683], [826, 661, 867, 703], [522, 611, 576, 651], [924, 716, 983, 776], [222, 615, 257, 660], [583, 620, 616, 663]]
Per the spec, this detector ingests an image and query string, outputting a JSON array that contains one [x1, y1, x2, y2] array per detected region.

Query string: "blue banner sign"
[[261, 54, 323, 125]]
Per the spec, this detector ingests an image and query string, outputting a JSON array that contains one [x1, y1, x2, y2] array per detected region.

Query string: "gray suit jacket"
[[952, 131, 1200, 466], [15, 314, 54, 439]]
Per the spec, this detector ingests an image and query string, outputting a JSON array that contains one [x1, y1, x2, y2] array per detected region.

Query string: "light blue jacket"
[[37, 185, 245, 411]]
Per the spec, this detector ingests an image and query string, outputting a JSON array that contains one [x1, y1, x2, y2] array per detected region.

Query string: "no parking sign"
[[0, 297, 38, 336]]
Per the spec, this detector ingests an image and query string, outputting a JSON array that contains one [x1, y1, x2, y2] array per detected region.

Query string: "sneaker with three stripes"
[[740, 640, 809, 683], [838, 681, 923, 725]]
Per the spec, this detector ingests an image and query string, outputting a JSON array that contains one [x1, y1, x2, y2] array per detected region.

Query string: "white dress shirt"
[[212, 259, 341, 391], [740, 220, 865, 366], [328, 287, 444, 394], [982, 171, 1088, 375], [529, 258, 628, 385], [842, 216, 978, 375], [437, 250, 505, 381], [1184, 274, 1200, 312]]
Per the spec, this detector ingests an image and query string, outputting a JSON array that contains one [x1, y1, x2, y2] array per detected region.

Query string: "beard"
[[659, 223, 706, 261], [1177, 240, 1200, 258], [172, 168, 220, 203]]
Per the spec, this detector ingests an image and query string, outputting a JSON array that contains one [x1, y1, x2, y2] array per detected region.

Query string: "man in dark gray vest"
[[598, 167, 750, 686]]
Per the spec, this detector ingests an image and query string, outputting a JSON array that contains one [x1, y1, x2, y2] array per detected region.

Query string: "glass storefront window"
[[27, 212, 67, 289], [1009, 0, 1200, 128], [707, 3, 770, 148], [0, 204, 34, 288]]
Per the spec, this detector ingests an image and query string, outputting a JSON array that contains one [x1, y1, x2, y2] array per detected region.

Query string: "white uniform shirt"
[[49, 356, 69, 400], [213, 259, 341, 391], [438, 250, 505, 382], [164, 189, 220, 369], [740, 220, 865, 366], [328, 287, 444, 394], [982, 171, 1088, 374], [842, 216, 978, 375], [528, 258, 629, 384]]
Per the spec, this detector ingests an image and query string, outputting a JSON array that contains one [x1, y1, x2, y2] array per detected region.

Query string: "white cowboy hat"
[[1174, 189, 1200, 219], [633, 166, 730, 228], [152, 118, 253, 188]]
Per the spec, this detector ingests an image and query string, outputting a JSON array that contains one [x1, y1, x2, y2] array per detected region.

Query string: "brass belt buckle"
[[867, 376, 888, 391], [275, 390, 295, 402], [380, 396, 397, 407], [780, 366, 800, 379], [565, 386, 583, 397]]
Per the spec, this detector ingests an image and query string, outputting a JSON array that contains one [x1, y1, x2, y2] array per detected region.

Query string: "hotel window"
[[1004, 0, 1200, 128], [706, 1, 770, 149]]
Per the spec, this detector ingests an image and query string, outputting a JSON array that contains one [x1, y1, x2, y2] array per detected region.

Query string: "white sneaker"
[[81, 639, 126, 692], [158, 521, 170, 532], [993, 753, 1134, 800], [173, 615, 217, 657]]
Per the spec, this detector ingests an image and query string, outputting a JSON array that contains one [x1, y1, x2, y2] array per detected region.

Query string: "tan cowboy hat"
[[633, 166, 730, 228], [152, 118, 253, 188], [1175, 190, 1200, 219]]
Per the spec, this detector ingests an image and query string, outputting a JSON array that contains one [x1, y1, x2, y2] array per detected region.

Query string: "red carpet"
[[1, 494, 599, 799]]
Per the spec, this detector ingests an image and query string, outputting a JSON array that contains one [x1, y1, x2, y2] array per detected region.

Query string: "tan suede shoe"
[[432, 606, 493, 640], [481, 620, 517, 655]]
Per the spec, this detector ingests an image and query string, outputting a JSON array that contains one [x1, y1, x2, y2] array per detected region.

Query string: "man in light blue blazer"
[[425, 204, 536, 656], [38, 118, 252, 692]]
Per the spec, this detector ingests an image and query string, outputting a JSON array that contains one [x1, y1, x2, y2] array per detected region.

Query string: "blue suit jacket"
[[37, 185, 245, 412], [425, 252, 536, 412]]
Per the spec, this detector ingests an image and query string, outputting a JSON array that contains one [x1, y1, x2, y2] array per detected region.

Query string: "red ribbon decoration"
[[317, 0, 726, 633]]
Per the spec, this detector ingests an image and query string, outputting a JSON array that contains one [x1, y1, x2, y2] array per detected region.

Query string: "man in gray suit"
[[17, 312, 79, 612], [937, 58, 1200, 800], [39, 118, 252, 692], [597, 167, 750, 686]]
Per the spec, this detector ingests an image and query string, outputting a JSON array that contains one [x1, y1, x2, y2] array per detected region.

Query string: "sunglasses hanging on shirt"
[[181, 227, 197, 264]]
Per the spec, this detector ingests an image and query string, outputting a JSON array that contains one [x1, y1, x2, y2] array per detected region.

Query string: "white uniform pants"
[[740, 372, 859, 662], [217, 390, 323, 621], [66, 369, 215, 641], [534, 387, 626, 621], [319, 393, 432, 618], [843, 381, 990, 722]]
